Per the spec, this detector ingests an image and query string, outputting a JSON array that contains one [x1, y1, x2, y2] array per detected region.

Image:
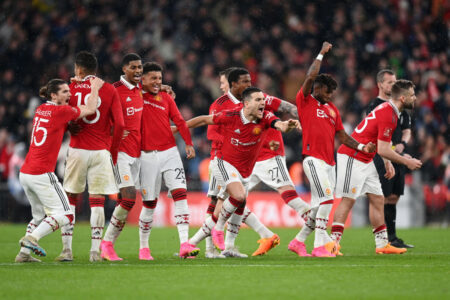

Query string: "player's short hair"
[[75, 51, 98, 74], [242, 87, 262, 102], [376, 69, 395, 83], [143, 62, 163, 74], [122, 53, 142, 67], [219, 67, 236, 79], [39, 79, 67, 99], [391, 79, 415, 99], [314, 74, 337, 92], [228, 68, 249, 87]]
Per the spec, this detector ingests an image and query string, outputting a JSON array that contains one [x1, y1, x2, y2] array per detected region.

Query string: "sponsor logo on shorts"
[[351, 187, 356, 194], [142, 189, 147, 195], [326, 188, 332, 196], [231, 173, 238, 178], [124, 175, 130, 181]]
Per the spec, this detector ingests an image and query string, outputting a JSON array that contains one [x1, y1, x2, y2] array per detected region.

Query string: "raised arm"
[[273, 119, 301, 133], [336, 130, 376, 153], [277, 100, 298, 119], [77, 77, 104, 119], [301, 42, 332, 97], [186, 115, 215, 128]]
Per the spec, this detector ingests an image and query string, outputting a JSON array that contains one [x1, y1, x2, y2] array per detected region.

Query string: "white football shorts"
[[211, 157, 250, 194], [116, 151, 140, 189], [63, 147, 118, 195], [248, 155, 294, 191], [140, 146, 186, 201], [302, 156, 336, 207], [335, 153, 383, 199]]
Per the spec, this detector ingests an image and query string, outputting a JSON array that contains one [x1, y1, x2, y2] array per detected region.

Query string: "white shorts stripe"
[[48, 173, 69, 212]]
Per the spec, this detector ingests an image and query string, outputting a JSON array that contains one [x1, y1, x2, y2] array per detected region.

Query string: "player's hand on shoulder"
[[186, 145, 195, 159], [67, 121, 82, 136], [161, 84, 176, 99], [171, 125, 178, 134], [363, 142, 376, 153], [90, 77, 104, 90], [122, 130, 129, 139], [321, 42, 332, 54]]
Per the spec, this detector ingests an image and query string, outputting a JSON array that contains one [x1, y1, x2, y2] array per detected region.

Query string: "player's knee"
[[210, 196, 218, 205], [171, 188, 187, 201], [65, 214, 74, 224], [385, 195, 399, 205], [143, 199, 158, 209], [120, 186, 136, 199], [119, 199, 135, 211], [233, 193, 246, 203]]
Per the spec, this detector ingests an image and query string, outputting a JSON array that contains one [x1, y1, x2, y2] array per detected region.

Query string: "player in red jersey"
[[184, 87, 301, 251], [15, 77, 103, 262], [100, 54, 144, 261], [331, 79, 422, 254], [288, 42, 377, 257], [133, 62, 198, 259], [58, 51, 125, 262]]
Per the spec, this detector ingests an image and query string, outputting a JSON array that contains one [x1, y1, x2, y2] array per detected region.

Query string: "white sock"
[[225, 212, 244, 249], [287, 197, 310, 219], [174, 200, 190, 244], [104, 205, 128, 243], [242, 207, 273, 238], [90, 207, 105, 252], [331, 222, 345, 243], [139, 206, 155, 249], [61, 204, 76, 251], [314, 203, 333, 248], [32, 215, 69, 240], [215, 197, 240, 231], [21, 219, 41, 254], [189, 216, 216, 246], [295, 206, 318, 242], [205, 214, 214, 251], [373, 225, 389, 248]]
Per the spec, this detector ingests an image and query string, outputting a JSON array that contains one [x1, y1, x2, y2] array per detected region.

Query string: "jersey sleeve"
[[207, 101, 222, 142], [59, 106, 81, 124], [377, 111, 397, 142], [212, 112, 227, 125], [264, 94, 281, 112], [295, 87, 307, 109], [168, 95, 193, 146], [264, 111, 280, 129], [110, 89, 125, 163]]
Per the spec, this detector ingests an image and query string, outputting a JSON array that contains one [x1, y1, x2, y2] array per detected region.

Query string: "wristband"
[[357, 143, 364, 151], [316, 54, 323, 61], [400, 141, 407, 148]]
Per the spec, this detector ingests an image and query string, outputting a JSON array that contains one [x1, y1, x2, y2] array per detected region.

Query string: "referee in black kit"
[[366, 69, 414, 248]]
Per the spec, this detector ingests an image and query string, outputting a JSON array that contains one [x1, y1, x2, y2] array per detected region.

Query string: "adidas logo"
[[234, 129, 241, 134], [126, 97, 132, 102]]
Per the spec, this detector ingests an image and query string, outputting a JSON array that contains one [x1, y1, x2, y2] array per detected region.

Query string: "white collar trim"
[[45, 101, 56, 105], [120, 75, 138, 90], [227, 90, 241, 104], [388, 100, 401, 118], [240, 108, 256, 124], [82, 75, 96, 81]]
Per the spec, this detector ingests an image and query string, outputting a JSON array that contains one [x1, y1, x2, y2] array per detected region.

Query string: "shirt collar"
[[82, 75, 96, 81], [227, 90, 241, 104], [120, 75, 139, 90], [388, 100, 401, 118], [311, 94, 327, 106], [45, 101, 57, 105], [240, 108, 257, 124]]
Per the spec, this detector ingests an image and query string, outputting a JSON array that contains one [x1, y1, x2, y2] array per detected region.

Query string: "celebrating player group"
[[15, 41, 422, 263]]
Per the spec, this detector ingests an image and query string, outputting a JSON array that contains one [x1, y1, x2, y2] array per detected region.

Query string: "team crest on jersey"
[[327, 107, 336, 119], [252, 126, 262, 135], [124, 175, 130, 181], [154, 95, 161, 101], [383, 128, 392, 137]]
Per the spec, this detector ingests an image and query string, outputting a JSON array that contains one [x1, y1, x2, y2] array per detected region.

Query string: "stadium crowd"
[[0, 0, 449, 223]]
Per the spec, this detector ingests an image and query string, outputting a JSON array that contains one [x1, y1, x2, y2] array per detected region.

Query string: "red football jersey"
[[207, 91, 241, 159], [21, 102, 81, 175], [338, 101, 399, 163], [114, 76, 143, 158], [213, 108, 279, 178], [69, 76, 123, 152], [141, 91, 192, 151], [257, 94, 283, 161], [296, 88, 344, 166]]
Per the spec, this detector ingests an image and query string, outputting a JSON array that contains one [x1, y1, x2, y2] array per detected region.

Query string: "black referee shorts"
[[373, 154, 406, 197]]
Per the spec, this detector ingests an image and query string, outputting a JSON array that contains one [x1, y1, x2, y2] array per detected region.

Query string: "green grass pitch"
[[1, 223, 449, 299]]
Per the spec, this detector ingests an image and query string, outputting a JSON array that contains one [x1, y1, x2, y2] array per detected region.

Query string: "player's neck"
[[377, 93, 391, 101], [242, 109, 256, 122]]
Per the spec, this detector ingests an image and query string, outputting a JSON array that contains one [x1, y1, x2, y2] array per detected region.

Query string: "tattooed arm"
[[277, 100, 299, 119]]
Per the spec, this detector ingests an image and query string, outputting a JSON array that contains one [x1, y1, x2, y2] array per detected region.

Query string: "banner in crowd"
[[126, 192, 351, 228]]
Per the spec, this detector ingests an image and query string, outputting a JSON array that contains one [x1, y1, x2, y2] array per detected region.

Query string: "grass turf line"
[[0, 224, 449, 299]]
